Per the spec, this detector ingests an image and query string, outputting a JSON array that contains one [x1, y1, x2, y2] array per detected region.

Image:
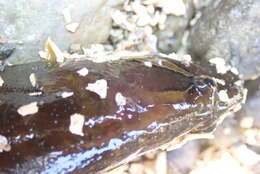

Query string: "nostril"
[[203, 78, 216, 87]]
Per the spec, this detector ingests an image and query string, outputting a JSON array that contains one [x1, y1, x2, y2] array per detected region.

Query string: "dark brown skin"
[[0, 56, 244, 174]]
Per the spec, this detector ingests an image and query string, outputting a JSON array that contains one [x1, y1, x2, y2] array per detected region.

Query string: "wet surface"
[[0, 56, 245, 173]]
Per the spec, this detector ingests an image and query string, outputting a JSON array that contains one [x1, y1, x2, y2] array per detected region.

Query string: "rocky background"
[[0, 0, 259, 173]]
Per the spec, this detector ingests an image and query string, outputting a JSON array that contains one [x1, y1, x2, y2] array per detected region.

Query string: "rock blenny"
[[0, 55, 245, 173]]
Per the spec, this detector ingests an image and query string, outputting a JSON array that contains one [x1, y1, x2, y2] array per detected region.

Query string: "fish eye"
[[189, 77, 215, 97], [203, 78, 216, 87]]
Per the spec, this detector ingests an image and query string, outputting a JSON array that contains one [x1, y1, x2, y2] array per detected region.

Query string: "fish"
[[0, 55, 245, 174]]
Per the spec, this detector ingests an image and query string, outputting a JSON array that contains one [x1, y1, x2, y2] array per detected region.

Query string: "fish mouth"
[[215, 81, 246, 130]]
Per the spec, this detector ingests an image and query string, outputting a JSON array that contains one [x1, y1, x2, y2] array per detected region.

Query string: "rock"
[[167, 140, 201, 174], [235, 78, 260, 153], [190, 149, 253, 174], [237, 77, 260, 129], [0, 43, 15, 60], [156, 15, 189, 54], [230, 144, 260, 167], [210, 116, 241, 149], [188, 0, 260, 80], [0, 0, 122, 64], [245, 97, 260, 129]]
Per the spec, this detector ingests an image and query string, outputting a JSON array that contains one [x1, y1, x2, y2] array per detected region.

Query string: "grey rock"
[[167, 140, 201, 174], [248, 95, 260, 117], [156, 15, 189, 54], [188, 0, 260, 80], [238, 78, 260, 128], [0, 0, 122, 65], [210, 116, 241, 149], [234, 78, 260, 154]]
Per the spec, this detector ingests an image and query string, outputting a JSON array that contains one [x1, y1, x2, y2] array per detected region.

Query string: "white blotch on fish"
[[0, 76, 4, 87], [77, 67, 89, 77], [61, 91, 74, 98], [69, 113, 85, 136], [115, 92, 126, 106], [17, 102, 39, 116], [85, 79, 108, 99]]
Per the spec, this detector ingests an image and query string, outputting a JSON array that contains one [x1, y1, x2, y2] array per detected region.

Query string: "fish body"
[[0, 56, 245, 173]]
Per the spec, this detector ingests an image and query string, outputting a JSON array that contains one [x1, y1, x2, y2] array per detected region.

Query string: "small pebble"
[[62, 8, 72, 23], [45, 38, 65, 63], [65, 22, 79, 33]]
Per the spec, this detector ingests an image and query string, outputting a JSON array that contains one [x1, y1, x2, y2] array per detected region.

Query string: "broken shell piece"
[[45, 38, 65, 63], [86, 79, 108, 99], [29, 73, 37, 87], [0, 134, 11, 152], [115, 92, 126, 106], [38, 50, 48, 59], [77, 67, 89, 77], [69, 113, 85, 136], [17, 102, 39, 117], [0, 75, 4, 87], [62, 8, 72, 23], [65, 22, 79, 33]]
